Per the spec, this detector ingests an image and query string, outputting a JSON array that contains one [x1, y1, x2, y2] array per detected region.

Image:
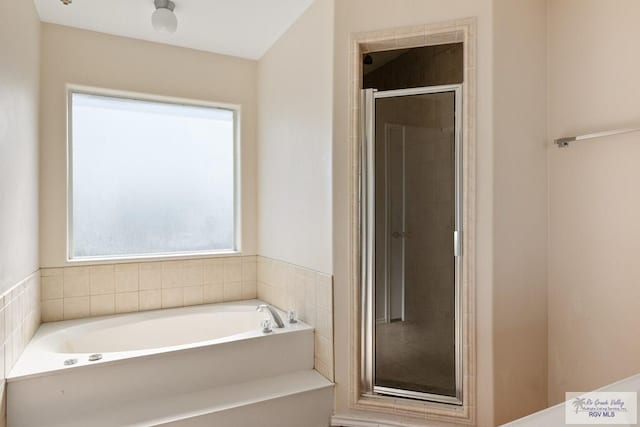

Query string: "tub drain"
[[64, 358, 77, 366], [88, 353, 103, 362]]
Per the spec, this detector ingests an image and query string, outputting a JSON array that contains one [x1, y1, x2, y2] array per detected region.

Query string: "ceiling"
[[33, 0, 315, 60]]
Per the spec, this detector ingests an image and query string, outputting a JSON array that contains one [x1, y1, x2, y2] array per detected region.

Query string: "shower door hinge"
[[454, 231, 461, 257]]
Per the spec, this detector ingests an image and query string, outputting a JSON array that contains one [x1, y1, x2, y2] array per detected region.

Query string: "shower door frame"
[[360, 84, 464, 405]]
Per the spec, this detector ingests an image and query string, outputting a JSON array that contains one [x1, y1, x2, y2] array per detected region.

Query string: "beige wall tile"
[[314, 333, 332, 366], [63, 267, 90, 297], [283, 264, 296, 291], [42, 299, 63, 322], [256, 282, 267, 301], [223, 282, 242, 301], [64, 296, 90, 320], [271, 261, 286, 289], [203, 284, 223, 304], [273, 289, 287, 311], [161, 261, 183, 289], [139, 263, 162, 290], [242, 282, 257, 299], [303, 274, 317, 326], [257, 258, 269, 283], [4, 337, 13, 375], [242, 261, 257, 282], [315, 308, 333, 340], [203, 259, 224, 284], [41, 275, 63, 300], [41, 268, 63, 277], [255, 256, 334, 382], [42, 256, 260, 321], [90, 294, 115, 316], [139, 290, 161, 311], [316, 273, 332, 310], [182, 260, 203, 286], [11, 336, 20, 369], [90, 265, 115, 295], [0, 342, 5, 380], [242, 255, 257, 264], [224, 259, 242, 283], [162, 288, 183, 308], [115, 264, 139, 293], [183, 285, 203, 306], [115, 292, 139, 314], [0, 309, 5, 346], [3, 305, 12, 341]]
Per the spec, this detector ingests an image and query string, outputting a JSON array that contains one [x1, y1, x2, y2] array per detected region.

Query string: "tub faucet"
[[256, 304, 285, 328]]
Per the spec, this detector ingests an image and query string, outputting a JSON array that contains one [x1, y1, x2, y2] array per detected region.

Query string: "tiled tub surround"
[[38, 254, 335, 381], [9, 300, 333, 427], [0, 271, 41, 425], [40, 256, 258, 322], [256, 256, 334, 381], [1, 272, 41, 379]]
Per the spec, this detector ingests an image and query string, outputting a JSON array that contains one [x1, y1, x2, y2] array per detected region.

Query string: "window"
[[68, 90, 239, 260]]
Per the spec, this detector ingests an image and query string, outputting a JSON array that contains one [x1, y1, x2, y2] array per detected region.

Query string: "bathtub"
[[10, 299, 309, 378], [8, 299, 324, 427]]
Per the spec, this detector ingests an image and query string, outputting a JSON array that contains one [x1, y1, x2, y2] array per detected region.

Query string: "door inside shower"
[[361, 43, 463, 405]]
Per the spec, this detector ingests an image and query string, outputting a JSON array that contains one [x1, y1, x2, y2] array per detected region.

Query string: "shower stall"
[[360, 83, 463, 405]]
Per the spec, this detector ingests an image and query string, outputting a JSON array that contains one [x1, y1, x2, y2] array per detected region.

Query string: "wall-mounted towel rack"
[[555, 127, 640, 148]]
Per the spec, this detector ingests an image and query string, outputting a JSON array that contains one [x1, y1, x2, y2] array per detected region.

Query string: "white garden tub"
[[10, 299, 307, 378], [8, 299, 318, 427]]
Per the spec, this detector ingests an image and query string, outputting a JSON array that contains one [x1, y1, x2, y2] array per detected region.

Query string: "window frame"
[[66, 85, 242, 262]]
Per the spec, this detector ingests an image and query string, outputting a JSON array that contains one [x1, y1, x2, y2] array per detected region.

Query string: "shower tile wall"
[[256, 256, 334, 381], [40, 256, 257, 322]]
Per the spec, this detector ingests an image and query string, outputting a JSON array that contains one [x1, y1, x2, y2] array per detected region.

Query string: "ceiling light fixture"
[[152, 0, 178, 34]]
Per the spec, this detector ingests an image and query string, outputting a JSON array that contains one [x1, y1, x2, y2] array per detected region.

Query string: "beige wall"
[[0, 0, 40, 294], [492, 0, 548, 423], [39, 24, 258, 268], [256, 0, 334, 274], [332, 1, 495, 425], [547, 0, 640, 405]]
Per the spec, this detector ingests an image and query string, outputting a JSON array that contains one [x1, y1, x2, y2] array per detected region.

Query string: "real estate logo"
[[565, 392, 637, 424]]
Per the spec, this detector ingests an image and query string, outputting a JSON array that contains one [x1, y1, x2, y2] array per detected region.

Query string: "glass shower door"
[[362, 85, 462, 404]]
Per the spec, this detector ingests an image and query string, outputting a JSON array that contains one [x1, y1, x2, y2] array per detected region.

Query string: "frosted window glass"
[[70, 92, 236, 259]]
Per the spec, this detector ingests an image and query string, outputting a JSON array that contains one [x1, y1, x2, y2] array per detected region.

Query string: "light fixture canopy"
[[152, 0, 178, 34]]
